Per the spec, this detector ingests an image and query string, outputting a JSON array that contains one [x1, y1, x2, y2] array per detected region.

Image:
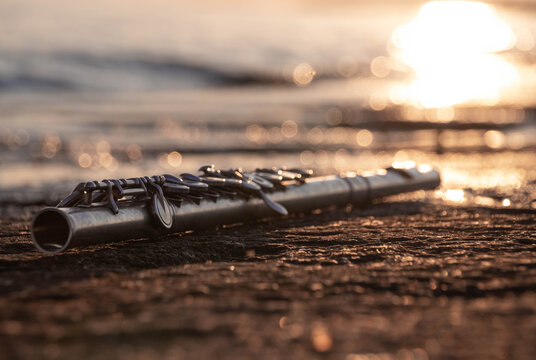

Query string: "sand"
[[1, 198, 535, 359]]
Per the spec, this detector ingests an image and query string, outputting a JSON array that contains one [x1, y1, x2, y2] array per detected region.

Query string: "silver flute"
[[30, 164, 440, 254]]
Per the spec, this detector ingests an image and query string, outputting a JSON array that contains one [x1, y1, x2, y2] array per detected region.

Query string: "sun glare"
[[391, 1, 518, 108]]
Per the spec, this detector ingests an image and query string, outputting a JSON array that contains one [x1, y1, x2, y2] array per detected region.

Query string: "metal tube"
[[31, 168, 440, 254]]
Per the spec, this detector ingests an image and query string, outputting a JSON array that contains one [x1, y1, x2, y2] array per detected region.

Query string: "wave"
[[0, 50, 361, 92], [0, 50, 291, 92]]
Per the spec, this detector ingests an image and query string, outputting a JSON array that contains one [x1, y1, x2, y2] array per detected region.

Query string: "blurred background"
[[1, 0, 536, 209]]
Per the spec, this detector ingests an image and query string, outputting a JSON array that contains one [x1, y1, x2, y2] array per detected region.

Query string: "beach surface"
[[1, 1, 536, 359], [1, 190, 536, 359]]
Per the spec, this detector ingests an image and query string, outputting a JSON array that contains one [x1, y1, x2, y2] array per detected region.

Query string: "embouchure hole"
[[32, 211, 70, 252]]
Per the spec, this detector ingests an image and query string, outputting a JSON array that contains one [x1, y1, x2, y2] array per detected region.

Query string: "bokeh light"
[[356, 129, 373, 147], [292, 63, 316, 87], [126, 144, 143, 162], [281, 120, 298, 138], [167, 151, 183, 168], [78, 153, 92, 168], [41, 133, 61, 159]]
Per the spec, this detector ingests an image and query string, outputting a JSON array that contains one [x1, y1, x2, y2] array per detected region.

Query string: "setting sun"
[[391, 1, 518, 108]]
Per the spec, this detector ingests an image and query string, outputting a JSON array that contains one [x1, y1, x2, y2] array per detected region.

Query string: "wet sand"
[[1, 189, 536, 359]]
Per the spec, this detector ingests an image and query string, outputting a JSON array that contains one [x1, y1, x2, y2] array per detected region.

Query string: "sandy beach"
[[1, 0, 536, 359]]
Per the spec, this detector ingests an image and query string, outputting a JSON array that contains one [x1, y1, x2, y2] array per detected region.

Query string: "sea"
[[1, 0, 536, 210]]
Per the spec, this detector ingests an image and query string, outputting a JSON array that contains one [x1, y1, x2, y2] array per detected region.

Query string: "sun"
[[391, 1, 518, 108]]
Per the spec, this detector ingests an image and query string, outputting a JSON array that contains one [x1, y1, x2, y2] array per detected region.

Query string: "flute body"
[[31, 166, 440, 254]]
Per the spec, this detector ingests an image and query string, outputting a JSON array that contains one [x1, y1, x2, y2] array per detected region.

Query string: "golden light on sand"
[[311, 323, 332, 352], [392, 160, 416, 169], [418, 164, 433, 173], [391, 1, 518, 108], [444, 189, 466, 203]]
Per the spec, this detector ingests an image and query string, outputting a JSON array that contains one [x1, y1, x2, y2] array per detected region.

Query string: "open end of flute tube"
[[31, 209, 72, 254]]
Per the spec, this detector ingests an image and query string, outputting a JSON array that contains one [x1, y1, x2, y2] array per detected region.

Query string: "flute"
[[30, 164, 440, 254]]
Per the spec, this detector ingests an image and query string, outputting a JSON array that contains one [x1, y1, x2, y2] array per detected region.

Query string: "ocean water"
[[0, 0, 411, 91], [1, 0, 536, 209]]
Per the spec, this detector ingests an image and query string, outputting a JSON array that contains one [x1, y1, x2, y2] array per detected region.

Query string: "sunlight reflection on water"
[[390, 1, 521, 108]]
